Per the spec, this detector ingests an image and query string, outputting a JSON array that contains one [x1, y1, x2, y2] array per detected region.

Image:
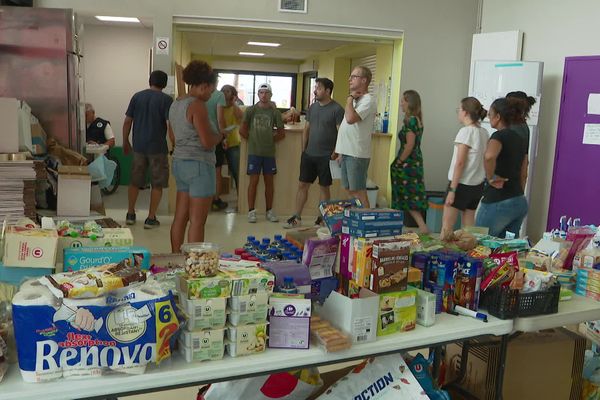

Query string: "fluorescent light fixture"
[[239, 52, 265, 56], [95, 16, 140, 23], [247, 41, 281, 47]]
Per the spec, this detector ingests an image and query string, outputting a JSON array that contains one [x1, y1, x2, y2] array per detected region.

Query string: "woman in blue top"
[[475, 98, 528, 238], [168, 60, 226, 252]]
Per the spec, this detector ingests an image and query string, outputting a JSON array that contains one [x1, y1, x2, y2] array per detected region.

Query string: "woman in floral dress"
[[390, 90, 429, 233]]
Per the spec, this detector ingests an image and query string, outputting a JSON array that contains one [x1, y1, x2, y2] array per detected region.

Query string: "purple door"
[[548, 56, 600, 229]]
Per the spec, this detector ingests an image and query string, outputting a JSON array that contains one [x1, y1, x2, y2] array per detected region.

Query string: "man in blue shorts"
[[239, 83, 285, 223]]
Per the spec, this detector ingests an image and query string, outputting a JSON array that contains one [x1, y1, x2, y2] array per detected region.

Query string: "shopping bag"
[[203, 368, 322, 400]]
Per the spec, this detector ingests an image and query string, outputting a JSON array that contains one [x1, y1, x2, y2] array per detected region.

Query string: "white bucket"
[[367, 187, 379, 208]]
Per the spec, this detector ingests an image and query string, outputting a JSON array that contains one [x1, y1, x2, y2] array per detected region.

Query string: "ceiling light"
[[239, 52, 265, 56], [247, 41, 281, 47], [95, 16, 140, 23]]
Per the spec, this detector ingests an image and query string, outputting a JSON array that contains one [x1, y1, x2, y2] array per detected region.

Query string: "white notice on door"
[[588, 94, 600, 115], [583, 124, 600, 145]]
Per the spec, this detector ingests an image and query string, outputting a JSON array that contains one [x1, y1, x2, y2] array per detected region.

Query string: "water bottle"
[[382, 111, 389, 133], [279, 276, 298, 294], [262, 238, 271, 247], [244, 236, 256, 251], [267, 248, 280, 262], [256, 244, 268, 258]]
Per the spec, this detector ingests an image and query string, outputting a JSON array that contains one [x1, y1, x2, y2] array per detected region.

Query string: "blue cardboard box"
[[319, 199, 362, 235], [344, 208, 403, 222], [0, 262, 53, 287], [344, 218, 404, 230], [63, 246, 151, 271], [341, 222, 403, 238]]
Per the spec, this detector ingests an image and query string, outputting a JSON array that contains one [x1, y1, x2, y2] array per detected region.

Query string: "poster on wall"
[[155, 37, 170, 56]]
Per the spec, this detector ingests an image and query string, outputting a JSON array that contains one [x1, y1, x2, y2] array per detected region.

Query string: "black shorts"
[[445, 182, 484, 211], [215, 142, 225, 167], [299, 152, 332, 186]]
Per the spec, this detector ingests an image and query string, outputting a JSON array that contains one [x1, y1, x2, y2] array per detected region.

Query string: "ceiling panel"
[[183, 31, 376, 61]]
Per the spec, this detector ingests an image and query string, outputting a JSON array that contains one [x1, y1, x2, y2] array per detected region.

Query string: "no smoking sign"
[[155, 37, 170, 55]]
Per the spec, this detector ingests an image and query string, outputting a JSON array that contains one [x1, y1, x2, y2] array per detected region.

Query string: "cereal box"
[[453, 257, 483, 310]]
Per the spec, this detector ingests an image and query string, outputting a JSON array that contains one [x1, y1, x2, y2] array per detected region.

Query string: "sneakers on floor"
[[212, 198, 228, 211], [314, 215, 324, 226], [248, 209, 257, 223], [266, 209, 279, 223], [126, 212, 136, 225], [144, 217, 160, 229], [283, 215, 302, 229]]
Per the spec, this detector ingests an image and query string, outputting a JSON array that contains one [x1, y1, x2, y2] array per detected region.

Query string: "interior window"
[[216, 70, 296, 108]]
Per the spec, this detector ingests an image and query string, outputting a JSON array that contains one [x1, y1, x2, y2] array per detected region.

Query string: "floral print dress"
[[390, 116, 427, 212]]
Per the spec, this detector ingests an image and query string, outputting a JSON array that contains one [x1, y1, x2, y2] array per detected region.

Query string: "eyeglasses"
[[349, 75, 364, 80]]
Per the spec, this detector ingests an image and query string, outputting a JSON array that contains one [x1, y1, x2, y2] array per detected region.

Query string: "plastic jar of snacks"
[[181, 242, 220, 277]]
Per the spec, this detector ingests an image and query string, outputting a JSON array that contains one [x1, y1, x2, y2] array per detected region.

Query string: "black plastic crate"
[[481, 281, 561, 320]]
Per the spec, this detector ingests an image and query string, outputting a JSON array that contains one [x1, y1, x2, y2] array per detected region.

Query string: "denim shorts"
[[247, 155, 277, 175], [340, 155, 370, 191], [172, 158, 216, 198], [476, 195, 528, 238]]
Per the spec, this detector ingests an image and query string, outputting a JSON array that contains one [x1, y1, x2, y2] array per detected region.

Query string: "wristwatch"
[[448, 187, 457, 193]]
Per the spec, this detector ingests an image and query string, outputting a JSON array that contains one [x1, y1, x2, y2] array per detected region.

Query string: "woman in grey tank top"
[[169, 60, 226, 252]]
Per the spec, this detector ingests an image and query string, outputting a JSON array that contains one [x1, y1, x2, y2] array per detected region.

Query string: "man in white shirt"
[[334, 66, 377, 207], [85, 103, 115, 148]]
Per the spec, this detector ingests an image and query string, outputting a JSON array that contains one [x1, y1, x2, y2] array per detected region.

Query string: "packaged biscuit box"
[[377, 288, 417, 336], [371, 239, 411, 293], [177, 272, 232, 300], [220, 266, 275, 296], [226, 323, 267, 357], [180, 297, 227, 331], [179, 328, 225, 362]]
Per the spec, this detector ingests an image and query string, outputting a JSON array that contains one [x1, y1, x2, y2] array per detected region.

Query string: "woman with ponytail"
[[440, 97, 489, 238]]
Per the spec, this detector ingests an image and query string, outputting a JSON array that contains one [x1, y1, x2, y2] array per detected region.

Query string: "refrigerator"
[[469, 60, 544, 236], [0, 6, 82, 151]]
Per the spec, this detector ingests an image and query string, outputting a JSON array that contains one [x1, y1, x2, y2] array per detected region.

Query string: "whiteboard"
[[469, 31, 523, 92], [469, 61, 543, 125]]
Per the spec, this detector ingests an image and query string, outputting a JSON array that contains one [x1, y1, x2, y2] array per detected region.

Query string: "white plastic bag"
[[317, 354, 428, 399], [203, 369, 322, 400]]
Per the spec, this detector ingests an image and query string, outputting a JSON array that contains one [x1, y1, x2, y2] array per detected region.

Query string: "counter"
[[237, 122, 392, 216]]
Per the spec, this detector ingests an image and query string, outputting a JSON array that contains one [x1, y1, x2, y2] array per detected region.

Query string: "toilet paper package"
[[11, 282, 180, 382]]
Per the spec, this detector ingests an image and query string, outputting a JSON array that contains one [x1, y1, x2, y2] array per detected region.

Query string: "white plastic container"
[[179, 328, 225, 362], [181, 242, 220, 277], [227, 292, 269, 326], [181, 297, 227, 331]]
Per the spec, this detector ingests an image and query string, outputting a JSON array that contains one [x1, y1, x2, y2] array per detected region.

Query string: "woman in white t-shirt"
[[441, 97, 489, 238]]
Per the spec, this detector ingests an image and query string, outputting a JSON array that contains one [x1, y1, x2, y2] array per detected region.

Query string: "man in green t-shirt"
[[240, 83, 285, 223]]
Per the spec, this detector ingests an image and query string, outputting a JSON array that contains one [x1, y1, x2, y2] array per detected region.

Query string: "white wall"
[[82, 25, 152, 146], [481, 0, 600, 240]]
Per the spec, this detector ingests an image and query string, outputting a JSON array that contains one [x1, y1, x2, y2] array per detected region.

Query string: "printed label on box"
[[353, 316, 374, 343]]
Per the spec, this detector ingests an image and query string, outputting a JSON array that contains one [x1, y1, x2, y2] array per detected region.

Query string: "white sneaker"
[[248, 209, 257, 223], [266, 209, 279, 223]]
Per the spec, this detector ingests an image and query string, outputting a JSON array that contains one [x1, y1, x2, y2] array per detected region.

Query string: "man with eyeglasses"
[[334, 66, 377, 207]]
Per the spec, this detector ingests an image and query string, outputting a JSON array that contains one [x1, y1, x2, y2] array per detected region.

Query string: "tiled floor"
[[103, 187, 328, 399], [103, 188, 319, 254]]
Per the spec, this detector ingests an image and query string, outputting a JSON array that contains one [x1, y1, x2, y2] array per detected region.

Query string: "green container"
[[108, 147, 133, 185]]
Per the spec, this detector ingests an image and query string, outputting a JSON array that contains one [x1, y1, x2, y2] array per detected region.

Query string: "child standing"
[[240, 83, 285, 223]]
